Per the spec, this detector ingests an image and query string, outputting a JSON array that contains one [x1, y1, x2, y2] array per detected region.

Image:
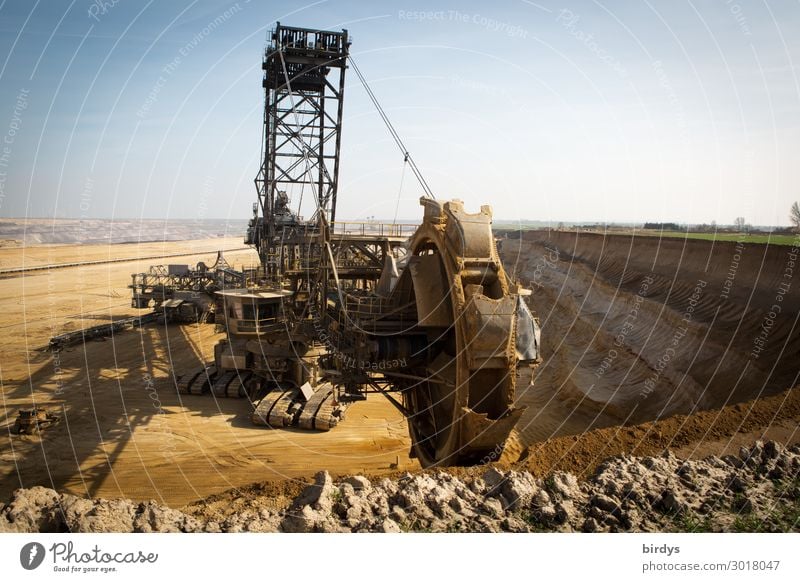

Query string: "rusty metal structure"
[[249, 23, 348, 273], [166, 23, 541, 466], [129, 252, 245, 311], [11, 408, 60, 435]]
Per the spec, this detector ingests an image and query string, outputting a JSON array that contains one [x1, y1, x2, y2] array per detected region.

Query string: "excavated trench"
[[499, 230, 800, 446]]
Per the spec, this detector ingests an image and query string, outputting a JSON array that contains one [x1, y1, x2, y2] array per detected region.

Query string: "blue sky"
[[0, 0, 798, 225]]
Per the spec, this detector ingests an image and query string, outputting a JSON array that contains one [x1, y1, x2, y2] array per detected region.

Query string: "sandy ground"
[[0, 237, 250, 352], [0, 238, 417, 507], [1, 231, 798, 510], [0, 237, 249, 271]]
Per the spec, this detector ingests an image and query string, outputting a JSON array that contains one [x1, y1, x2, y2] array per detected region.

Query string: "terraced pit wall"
[[498, 230, 800, 445]]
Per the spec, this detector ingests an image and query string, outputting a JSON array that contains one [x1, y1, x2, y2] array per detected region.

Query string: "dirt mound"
[[499, 230, 800, 445], [0, 486, 206, 533], [3, 441, 797, 532], [519, 385, 800, 479]]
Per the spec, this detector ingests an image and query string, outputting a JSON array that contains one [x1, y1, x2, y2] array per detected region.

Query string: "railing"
[[331, 222, 418, 238], [233, 317, 280, 334], [344, 293, 392, 316], [340, 292, 413, 323]]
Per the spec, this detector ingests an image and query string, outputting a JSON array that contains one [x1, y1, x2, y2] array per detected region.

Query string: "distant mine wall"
[[511, 229, 800, 314]]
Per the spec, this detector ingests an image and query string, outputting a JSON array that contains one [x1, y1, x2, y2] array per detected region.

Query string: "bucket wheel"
[[395, 198, 531, 467]]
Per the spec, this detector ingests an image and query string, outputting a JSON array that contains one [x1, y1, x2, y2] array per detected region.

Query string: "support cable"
[[348, 56, 436, 200], [392, 154, 408, 225]]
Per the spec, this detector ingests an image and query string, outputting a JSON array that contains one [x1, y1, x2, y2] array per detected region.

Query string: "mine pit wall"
[[498, 229, 800, 445]]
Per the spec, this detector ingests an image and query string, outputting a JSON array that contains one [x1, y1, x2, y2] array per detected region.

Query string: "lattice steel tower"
[[251, 23, 350, 273]]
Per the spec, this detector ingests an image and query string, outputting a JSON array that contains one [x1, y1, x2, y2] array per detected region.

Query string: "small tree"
[[734, 216, 746, 232], [791, 201, 800, 231]]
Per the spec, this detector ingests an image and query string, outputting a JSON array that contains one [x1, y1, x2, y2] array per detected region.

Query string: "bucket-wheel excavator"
[[172, 23, 541, 466]]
